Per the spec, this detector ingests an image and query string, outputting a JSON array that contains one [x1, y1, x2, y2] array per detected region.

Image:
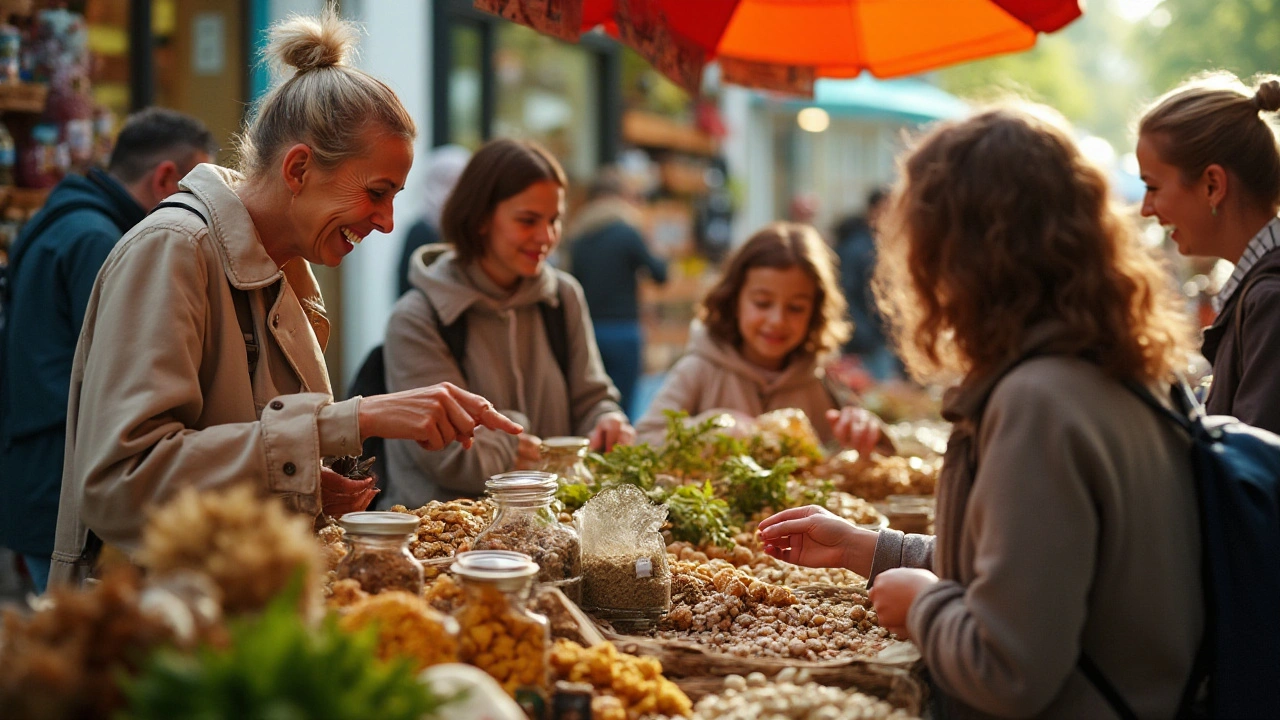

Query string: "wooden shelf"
[[623, 109, 718, 156], [0, 83, 48, 113]]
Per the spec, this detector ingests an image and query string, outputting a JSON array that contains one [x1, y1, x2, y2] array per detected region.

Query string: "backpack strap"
[[149, 200, 259, 377], [538, 290, 571, 381], [1078, 654, 1139, 720], [1231, 267, 1280, 381], [423, 282, 572, 386]]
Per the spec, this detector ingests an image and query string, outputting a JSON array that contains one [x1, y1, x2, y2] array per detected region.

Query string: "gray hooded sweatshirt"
[[635, 320, 839, 445], [383, 245, 622, 506]]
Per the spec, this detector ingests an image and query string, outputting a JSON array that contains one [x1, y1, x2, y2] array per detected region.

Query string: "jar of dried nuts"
[[452, 550, 551, 697], [539, 436, 593, 486], [335, 511, 425, 595], [473, 472, 582, 603]]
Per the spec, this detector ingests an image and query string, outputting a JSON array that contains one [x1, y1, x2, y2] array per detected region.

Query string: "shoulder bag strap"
[[150, 200, 257, 376], [1232, 267, 1280, 380]]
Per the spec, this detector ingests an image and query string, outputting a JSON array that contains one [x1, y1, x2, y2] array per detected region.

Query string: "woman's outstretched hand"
[[589, 411, 635, 452], [756, 504, 880, 577], [358, 382, 523, 451]]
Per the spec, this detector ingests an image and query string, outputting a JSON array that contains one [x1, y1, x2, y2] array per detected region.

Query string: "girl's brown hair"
[[441, 138, 568, 264], [1139, 71, 1280, 212], [236, 8, 416, 179], [874, 102, 1194, 384], [701, 222, 851, 359]]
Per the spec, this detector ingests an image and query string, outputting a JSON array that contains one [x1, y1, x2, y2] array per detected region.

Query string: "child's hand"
[[827, 406, 882, 455], [589, 411, 635, 452], [868, 567, 939, 638], [756, 505, 879, 575]]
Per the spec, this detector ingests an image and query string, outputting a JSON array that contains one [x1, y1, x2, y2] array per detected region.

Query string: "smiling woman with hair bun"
[[1137, 70, 1280, 433], [48, 9, 522, 586]]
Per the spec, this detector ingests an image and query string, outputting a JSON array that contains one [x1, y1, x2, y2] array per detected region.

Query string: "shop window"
[[491, 22, 598, 181], [448, 21, 483, 150]]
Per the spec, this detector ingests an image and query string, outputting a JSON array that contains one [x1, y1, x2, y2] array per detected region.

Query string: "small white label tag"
[[635, 557, 653, 578]]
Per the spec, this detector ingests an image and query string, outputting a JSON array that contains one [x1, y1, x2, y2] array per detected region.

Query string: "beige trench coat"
[[49, 164, 363, 586]]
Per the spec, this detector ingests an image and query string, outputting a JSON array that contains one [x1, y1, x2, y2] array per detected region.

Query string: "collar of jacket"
[[1202, 247, 1280, 365], [408, 243, 560, 325], [941, 319, 1086, 425], [686, 319, 822, 393], [177, 163, 330, 349]]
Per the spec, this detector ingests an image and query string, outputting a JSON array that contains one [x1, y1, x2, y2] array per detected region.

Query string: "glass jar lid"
[[541, 436, 590, 454], [338, 511, 419, 536], [452, 550, 540, 591], [485, 471, 558, 498]]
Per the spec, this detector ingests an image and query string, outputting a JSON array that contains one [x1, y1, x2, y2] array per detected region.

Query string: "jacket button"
[[283, 462, 296, 475], [270, 400, 284, 410], [272, 314, 280, 328]]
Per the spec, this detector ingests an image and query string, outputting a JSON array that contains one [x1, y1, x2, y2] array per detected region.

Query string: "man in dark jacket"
[[834, 187, 901, 381], [0, 108, 215, 592], [566, 171, 667, 417]]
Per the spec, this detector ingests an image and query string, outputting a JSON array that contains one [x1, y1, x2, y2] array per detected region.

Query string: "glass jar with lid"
[[539, 436, 594, 486], [335, 511, 425, 595], [451, 550, 550, 697], [473, 471, 582, 602]]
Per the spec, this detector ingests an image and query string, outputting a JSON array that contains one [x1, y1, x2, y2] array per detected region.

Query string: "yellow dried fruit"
[[337, 591, 459, 670], [550, 639, 692, 718]]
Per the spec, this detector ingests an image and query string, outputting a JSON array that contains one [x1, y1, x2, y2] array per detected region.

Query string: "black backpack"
[[347, 287, 571, 503], [1080, 380, 1280, 720]]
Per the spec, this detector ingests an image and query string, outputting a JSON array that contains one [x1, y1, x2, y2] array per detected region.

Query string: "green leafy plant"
[[119, 577, 458, 720], [586, 442, 660, 492], [657, 410, 733, 478], [720, 455, 800, 519], [663, 481, 735, 549]]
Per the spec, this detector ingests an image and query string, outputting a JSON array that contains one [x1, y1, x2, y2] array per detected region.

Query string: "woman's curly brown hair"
[[701, 222, 851, 360], [873, 102, 1194, 384]]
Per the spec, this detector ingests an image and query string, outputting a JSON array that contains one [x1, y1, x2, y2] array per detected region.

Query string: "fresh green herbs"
[[120, 578, 459, 720], [663, 481, 734, 549], [719, 455, 799, 519]]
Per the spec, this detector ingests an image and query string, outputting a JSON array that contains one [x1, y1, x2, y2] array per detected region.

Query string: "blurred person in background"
[[0, 108, 216, 593], [1137, 71, 1280, 433], [565, 168, 668, 417], [396, 144, 470, 297], [833, 187, 902, 382]]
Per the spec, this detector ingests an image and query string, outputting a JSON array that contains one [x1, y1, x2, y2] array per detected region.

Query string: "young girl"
[[636, 222, 882, 454], [759, 103, 1202, 718], [383, 138, 632, 506]]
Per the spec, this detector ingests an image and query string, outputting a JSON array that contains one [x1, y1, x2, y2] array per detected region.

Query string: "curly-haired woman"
[[759, 103, 1202, 718]]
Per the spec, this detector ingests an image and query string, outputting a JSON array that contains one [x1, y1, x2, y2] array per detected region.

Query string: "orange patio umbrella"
[[475, 0, 1082, 96]]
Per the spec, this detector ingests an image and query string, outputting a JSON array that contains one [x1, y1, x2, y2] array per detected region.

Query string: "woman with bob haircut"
[[49, 11, 521, 586], [758, 103, 1203, 718], [1137, 71, 1280, 433], [383, 138, 632, 505], [636, 222, 883, 454]]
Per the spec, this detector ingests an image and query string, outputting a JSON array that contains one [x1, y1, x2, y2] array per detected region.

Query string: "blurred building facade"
[[87, 0, 967, 390]]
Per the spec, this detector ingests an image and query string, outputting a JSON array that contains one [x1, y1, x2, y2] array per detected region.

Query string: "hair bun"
[[267, 9, 357, 74], [1253, 78, 1280, 113]]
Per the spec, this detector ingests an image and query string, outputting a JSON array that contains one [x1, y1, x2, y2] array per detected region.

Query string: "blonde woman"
[[49, 11, 520, 585], [1137, 72, 1280, 432]]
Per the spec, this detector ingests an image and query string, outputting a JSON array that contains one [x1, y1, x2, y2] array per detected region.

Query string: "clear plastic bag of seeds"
[[575, 485, 670, 631]]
